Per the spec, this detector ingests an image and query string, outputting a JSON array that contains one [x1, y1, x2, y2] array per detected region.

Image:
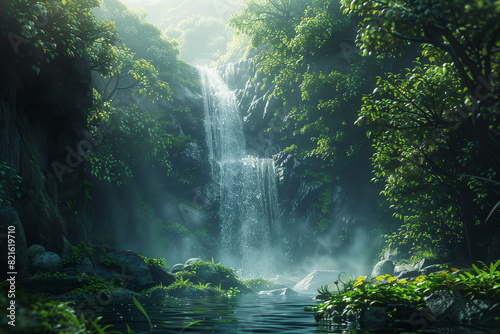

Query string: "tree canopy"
[[228, 0, 500, 260], [343, 0, 500, 174]]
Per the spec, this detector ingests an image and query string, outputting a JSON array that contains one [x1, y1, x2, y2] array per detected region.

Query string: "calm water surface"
[[96, 293, 497, 334], [98, 293, 320, 333]]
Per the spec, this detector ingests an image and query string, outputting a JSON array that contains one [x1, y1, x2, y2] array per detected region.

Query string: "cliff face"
[[0, 54, 92, 254], [217, 60, 323, 258], [0, 50, 209, 266]]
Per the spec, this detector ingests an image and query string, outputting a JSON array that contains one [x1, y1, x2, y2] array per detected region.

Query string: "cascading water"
[[199, 67, 281, 277]]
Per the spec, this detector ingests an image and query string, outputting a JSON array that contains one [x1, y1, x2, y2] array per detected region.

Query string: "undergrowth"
[[313, 260, 500, 322]]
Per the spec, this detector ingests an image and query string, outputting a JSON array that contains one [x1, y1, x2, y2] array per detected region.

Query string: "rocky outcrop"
[[1, 54, 91, 252], [109, 251, 155, 290], [293, 270, 338, 293], [30, 251, 62, 274], [425, 290, 499, 327], [371, 260, 395, 278], [218, 59, 283, 155], [217, 61, 324, 264]]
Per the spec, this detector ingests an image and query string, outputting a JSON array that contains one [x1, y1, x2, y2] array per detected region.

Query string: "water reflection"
[[97, 294, 496, 334]]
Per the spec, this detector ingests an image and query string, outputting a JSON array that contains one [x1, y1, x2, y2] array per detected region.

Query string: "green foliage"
[[211, 263, 237, 278], [132, 297, 152, 333], [223, 286, 241, 297], [87, 103, 191, 187], [343, 0, 500, 174], [80, 0, 195, 191], [97, 253, 124, 272], [358, 59, 500, 254], [1, 0, 118, 76], [166, 15, 231, 65], [174, 270, 197, 282], [177, 260, 238, 282], [315, 261, 500, 322], [244, 278, 274, 291], [141, 256, 167, 268], [0, 162, 22, 206], [60, 179, 95, 232], [71, 274, 124, 296], [230, 0, 382, 234], [215, 33, 254, 66], [161, 276, 195, 295], [0, 286, 118, 334], [33, 271, 69, 279], [95, 0, 179, 75], [61, 241, 96, 267]]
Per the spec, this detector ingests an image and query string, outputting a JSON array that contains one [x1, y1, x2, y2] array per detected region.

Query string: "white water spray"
[[199, 67, 281, 277]]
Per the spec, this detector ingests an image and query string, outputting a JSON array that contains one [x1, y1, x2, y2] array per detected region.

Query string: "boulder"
[[258, 288, 297, 296], [420, 264, 445, 275], [397, 270, 420, 280], [150, 266, 175, 286], [30, 251, 61, 273], [383, 245, 401, 262], [95, 264, 123, 282], [27, 244, 46, 256], [272, 275, 299, 288], [110, 250, 154, 290], [62, 257, 96, 277], [371, 260, 394, 278], [293, 270, 338, 293], [425, 290, 498, 326], [393, 264, 414, 276], [192, 263, 217, 282], [359, 307, 387, 327], [171, 263, 184, 273], [417, 258, 441, 270]]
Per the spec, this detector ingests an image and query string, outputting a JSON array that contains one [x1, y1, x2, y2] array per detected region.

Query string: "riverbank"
[[313, 260, 500, 333]]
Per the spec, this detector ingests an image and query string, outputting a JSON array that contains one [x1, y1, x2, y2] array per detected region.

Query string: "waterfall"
[[199, 67, 281, 277]]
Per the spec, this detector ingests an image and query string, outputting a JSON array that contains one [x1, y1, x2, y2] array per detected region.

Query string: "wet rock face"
[[30, 251, 62, 274], [1, 55, 92, 252], [218, 60, 282, 153], [424, 290, 499, 327], [371, 260, 395, 278], [0, 207, 30, 280], [109, 250, 155, 290], [216, 61, 322, 261], [293, 270, 338, 293]]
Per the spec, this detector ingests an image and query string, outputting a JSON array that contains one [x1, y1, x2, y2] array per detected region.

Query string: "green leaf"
[[180, 320, 204, 332], [133, 297, 153, 333]]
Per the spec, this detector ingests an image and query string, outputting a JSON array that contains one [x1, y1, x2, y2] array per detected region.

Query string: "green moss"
[[61, 241, 96, 267], [71, 275, 124, 296], [211, 262, 237, 279], [244, 278, 274, 291], [314, 260, 500, 323], [140, 255, 168, 268], [33, 272, 69, 279], [174, 270, 197, 281], [0, 285, 117, 333], [99, 254, 126, 271]]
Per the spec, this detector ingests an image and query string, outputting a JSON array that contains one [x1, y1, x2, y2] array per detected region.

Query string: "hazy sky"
[[119, 0, 242, 28]]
